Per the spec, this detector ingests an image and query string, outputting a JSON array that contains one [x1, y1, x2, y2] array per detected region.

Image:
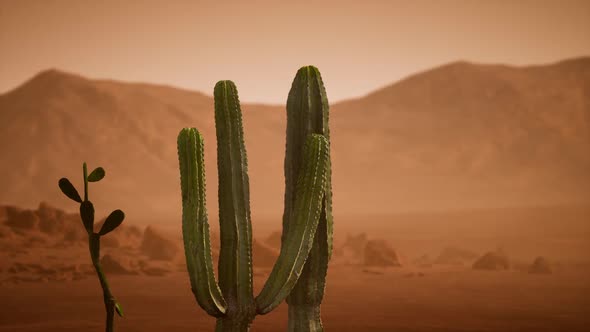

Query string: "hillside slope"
[[0, 58, 588, 225]]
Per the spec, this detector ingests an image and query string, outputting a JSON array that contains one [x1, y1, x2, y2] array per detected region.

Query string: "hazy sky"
[[1, 0, 589, 103]]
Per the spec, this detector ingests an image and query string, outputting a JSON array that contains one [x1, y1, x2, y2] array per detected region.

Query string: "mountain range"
[[1, 58, 588, 226]]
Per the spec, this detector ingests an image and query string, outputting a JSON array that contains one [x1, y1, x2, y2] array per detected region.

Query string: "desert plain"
[[1, 203, 589, 332]]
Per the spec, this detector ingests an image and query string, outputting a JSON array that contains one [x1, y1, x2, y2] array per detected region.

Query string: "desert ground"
[[1, 203, 589, 331], [2, 267, 589, 332]]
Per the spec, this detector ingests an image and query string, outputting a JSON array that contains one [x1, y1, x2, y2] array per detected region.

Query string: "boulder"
[[100, 254, 138, 275], [528, 256, 552, 274], [101, 235, 120, 248], [36, 202, 66, 235], [364, 239, 402, 267], [0, 205, 7, 221], [140, 226, 179, 261], [343, 232, 368, 253], [472, 251, 510, 270], [332, 232, 368, 265], [4, 207, 39, 231], [413, 254, 433, 267]]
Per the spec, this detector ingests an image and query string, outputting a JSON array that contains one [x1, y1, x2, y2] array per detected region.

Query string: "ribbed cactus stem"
[[288, 305, 323, 332], [284, 65, 333, 332], [178, 128, 227, 317], [255, 134, 329, 314], [214, 80, 256, 327]]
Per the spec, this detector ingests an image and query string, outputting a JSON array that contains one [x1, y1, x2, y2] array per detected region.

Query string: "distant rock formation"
[[412, 254, 433, 268], [333, 232, 368, 265], [140, 226, 179, 261], [364, 239, 402, 267], [100, 254, 138, 275], [4, 207, 39, 231], [0, 202, 288, 283], [472, 251, 510, 270], [528, 256, 552, 274], [344, 233, 368, 253]]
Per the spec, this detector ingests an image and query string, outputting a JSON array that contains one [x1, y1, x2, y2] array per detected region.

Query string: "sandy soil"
[[1, 266, 589, 332], [1, 203, 589, 331]]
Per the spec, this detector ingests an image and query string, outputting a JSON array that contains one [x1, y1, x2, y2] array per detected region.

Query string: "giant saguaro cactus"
[[283, 66, 333, 332], [177, 75, 332, 331]]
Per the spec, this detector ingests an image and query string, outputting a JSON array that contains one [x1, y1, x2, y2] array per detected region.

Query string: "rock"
[[344, 233, 368, 253], [101, 235, 120, 248], [413, 254, 433, 267], [4, 207, 39, 231], [100, 254, 138, 275], [473, 251, 510, 270], [124, 225, 143, 238], [0, 205, 7, 221], [63, 227, 86, 243], [0, 224, 13, 239], [528, 256, 552, 274], [139, 260, 173, 276], [364, 239, 402, 267], [25, 233, 51, 247], [140, 226, 179, 261], [332, 232, 369, 265], [37, 202, 65, 234]]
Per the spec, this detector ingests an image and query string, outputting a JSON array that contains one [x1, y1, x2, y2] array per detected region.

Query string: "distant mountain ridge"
[[1, 58, 588, 225]]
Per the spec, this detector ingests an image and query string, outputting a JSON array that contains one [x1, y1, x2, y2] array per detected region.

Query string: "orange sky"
[[1, 0, 589, 103]]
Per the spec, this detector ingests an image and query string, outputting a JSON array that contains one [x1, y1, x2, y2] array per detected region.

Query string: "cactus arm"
[[178, 128, 227, 317], [213, 81, 256, 322], [284, 66, 333, 332], [255, 134, 329, 314]]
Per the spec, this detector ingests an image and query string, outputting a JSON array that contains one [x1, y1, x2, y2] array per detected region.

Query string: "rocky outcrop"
[[528, 256, 552, 274], [473, 251, 510, 270], [140, 226, 179, 261], [364, 239, 402, 267]]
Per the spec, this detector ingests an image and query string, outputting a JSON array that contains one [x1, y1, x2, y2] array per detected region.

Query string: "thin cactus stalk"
[[178, 78, 331, 331], [284, 66, 333, 332], [58, 163, 125, 332]]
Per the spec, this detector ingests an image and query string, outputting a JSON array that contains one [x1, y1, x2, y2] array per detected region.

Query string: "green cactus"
[[58, 163, 125, 332], [283, 66, 333, 332], [177, 72, 332, 331]]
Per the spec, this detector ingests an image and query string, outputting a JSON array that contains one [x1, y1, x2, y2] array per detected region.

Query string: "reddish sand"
[[1, 266, 589, 332], [1, 203, 590, 331]]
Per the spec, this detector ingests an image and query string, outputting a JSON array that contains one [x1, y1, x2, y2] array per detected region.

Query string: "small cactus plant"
[[58, 163, 125, 332], [177, 66, 332, 332]]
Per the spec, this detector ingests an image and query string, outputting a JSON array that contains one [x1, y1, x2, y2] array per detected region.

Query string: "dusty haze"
[[1, 0, 590, 103], [1, 1, 589, 331]]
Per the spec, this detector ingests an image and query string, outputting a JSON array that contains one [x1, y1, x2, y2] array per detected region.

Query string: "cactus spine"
[[58, 163, 125, 332], [283, 66, 333, 332], [178, 77, 331, 331]]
